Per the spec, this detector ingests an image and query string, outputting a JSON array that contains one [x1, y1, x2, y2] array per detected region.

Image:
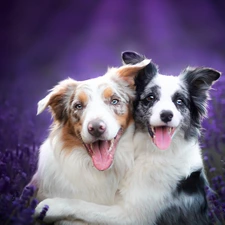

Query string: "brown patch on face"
[[49, 88, 68, 122], [46, 80, 77, 122], [60, 118, 84, 154], [68, 93, 75, 115], [78, 91, 88, 105], [103, 87, 113, 99]]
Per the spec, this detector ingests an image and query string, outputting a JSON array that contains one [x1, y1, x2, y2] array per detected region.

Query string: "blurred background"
[[1, 0, 225, 139], [0, 0, 225, 223]]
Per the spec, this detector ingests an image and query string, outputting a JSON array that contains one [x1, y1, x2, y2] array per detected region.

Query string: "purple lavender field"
[[0, 1, 225, 224]]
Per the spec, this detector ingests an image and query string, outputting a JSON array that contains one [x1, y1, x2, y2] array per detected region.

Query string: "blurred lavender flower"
[[37, 205, 49, 222], [0, 101, 40, 224], [202, 77, 225, 224]]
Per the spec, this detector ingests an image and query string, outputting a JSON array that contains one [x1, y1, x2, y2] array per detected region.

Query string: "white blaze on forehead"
[[152, 74, 181, 94], [149, 74, 183, 127], [75, 79, 122, 143]]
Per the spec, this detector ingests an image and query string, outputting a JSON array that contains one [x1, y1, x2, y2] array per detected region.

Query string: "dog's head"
[[37, 59, 150, 170], [122, 51, 221, 150]]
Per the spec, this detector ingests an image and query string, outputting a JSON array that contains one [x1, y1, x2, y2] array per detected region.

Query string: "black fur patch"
[[134, 62, 158, 109], [179, 67, 221, 139], [140, 85, 160, 107], [133, 63, 158, 131], [172, 91, 189, 112], [121, 51, 145, 65], [121, 51, 159, 113], [177, 170, 207, 195], [171, 90, 196, 140], [155, 203, 210, 225], [155, 170, 209, 225]]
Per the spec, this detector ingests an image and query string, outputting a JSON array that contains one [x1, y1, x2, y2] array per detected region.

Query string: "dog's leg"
[[35, 198, 135, 225]]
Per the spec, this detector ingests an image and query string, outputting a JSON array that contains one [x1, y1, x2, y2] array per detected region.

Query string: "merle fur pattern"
[[122, 51, 221, 225], [156, 169, 209, 225]]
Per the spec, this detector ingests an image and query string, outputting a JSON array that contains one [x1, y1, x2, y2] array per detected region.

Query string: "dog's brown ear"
[[37, 78, 77, 122], [117, 59, 151, 87]]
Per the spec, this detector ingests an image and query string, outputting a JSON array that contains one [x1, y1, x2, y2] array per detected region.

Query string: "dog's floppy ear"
[[181, 67, 221, 89], [121, 51, 146, 65], [37, 78, 77, 122], [117, 58, 151, 87], [180, 67, 221, 121], [121, 51, 158, 89]]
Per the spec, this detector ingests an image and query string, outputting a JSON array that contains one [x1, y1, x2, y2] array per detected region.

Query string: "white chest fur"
[[36, 125, 135, 205], [116, 131, 203, 224]]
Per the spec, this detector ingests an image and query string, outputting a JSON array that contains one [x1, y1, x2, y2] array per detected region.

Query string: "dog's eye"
[[111, 99, 119, 105], [74, 103, 83, 110], [145, 95, 155, 102], [176, 99, 183, 105]]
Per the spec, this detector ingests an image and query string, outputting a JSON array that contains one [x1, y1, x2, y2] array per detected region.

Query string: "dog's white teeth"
[[167, 127, 172, 134], [151, 126, 155, 132], [111, 138, 114, 145], [108, 139, 114, 152]]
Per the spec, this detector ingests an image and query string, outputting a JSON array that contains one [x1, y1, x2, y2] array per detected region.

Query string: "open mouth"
[[148, 126, 175, 150], [83, 129, 123, 171]]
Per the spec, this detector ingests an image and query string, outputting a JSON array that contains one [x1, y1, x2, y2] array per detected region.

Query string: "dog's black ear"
[[180, 67, 221, 124], [121, 51, 158, 87], [181, 67, 220, 89], [135, 62, 158, 92], [122, 51, 145, 65], [37, 78, 77, 122], [116, 58, 151, 88]]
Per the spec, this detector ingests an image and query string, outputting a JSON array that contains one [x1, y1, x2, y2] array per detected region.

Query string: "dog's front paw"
[[34, 198, 70, 223]]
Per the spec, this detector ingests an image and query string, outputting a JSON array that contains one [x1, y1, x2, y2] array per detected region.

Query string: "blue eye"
[[176, 99, 183, 105], [111, 99, 119, 105], [75, 103, 83, 110]]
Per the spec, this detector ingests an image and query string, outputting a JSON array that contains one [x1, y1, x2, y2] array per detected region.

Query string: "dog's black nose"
[[160, 110, 173, 123], [88, 119, 106, 137]]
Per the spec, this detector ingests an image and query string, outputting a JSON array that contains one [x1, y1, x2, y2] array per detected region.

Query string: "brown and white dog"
[[30, 59, 150, 224]]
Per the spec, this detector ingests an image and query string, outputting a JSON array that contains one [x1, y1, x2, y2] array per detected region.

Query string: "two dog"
[[33, 51, 220, 225]]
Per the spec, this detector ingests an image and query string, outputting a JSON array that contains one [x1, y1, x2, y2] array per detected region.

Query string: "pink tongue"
[[91, 141, 112, 171], [154, 127, 171, 150]]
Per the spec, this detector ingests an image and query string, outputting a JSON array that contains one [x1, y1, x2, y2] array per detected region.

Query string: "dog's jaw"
[[83, 128, 123, 171], [147, 125, 176, 150]]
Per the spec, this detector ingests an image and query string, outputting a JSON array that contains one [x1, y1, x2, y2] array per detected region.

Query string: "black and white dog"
[[35, 52, 220, 225]]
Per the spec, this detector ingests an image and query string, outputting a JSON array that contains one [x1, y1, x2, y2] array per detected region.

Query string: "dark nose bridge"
[[160, 110, 173, 123], [88, 119, 106, 137]]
